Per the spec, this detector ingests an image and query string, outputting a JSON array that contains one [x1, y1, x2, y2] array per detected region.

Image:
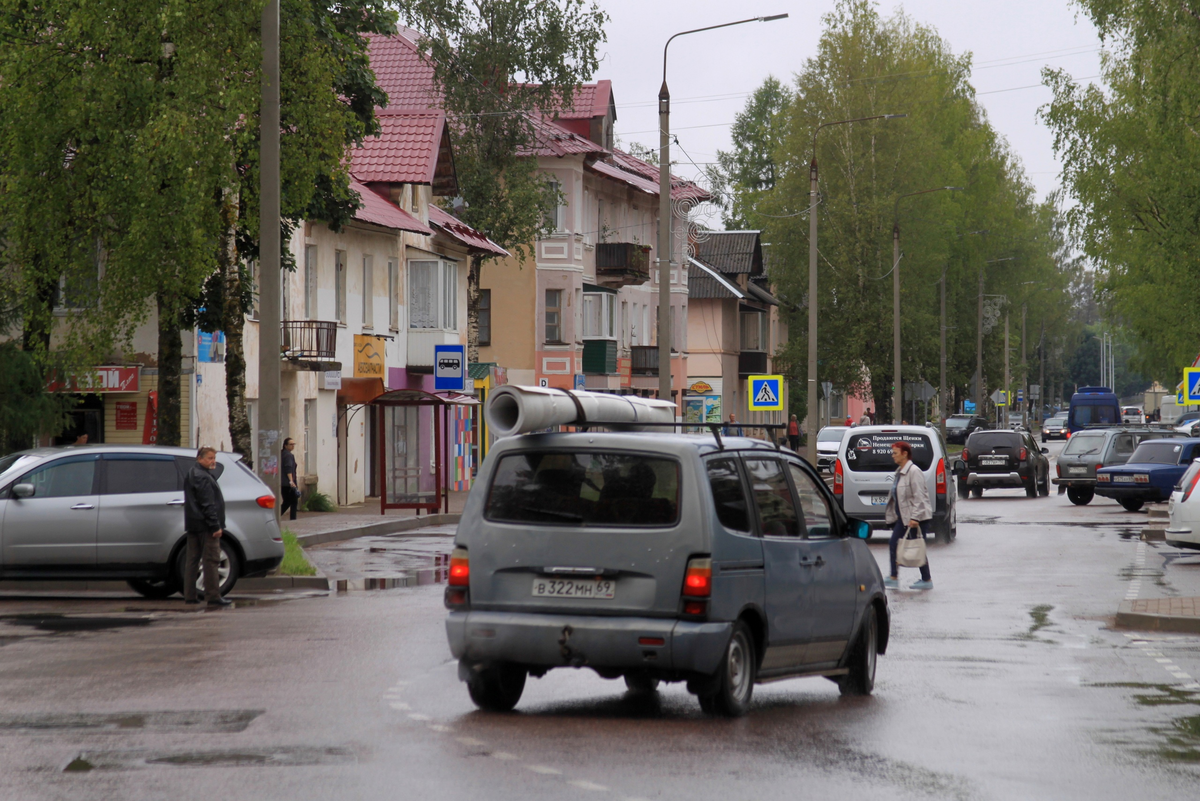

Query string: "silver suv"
[[832, 425, 958, 542], [444, 432, 889, 717], [0, 446, 284, 597], [1053, 428, 1181, 505]]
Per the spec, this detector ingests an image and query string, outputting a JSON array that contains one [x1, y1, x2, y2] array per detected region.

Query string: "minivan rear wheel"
[[700, 621, 755, 717], [467, 663, 526, 712]]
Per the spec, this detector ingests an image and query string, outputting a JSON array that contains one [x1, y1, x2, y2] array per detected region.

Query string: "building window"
[[479, 289, 492, 346], [335, 250, 347, 324], [303, 399, 315, 475], [362, 255, 374, 328], [620, 301, 628, 347], [281, 264, 290, 322], [582, 291, 615, 339], [740, 311, 766, 352], [388, 259, 399, 330], [304, 245, 317, 319], [545, 289, 563, 344], [544, 180, 563, 231], [408, 258, 459, 331]]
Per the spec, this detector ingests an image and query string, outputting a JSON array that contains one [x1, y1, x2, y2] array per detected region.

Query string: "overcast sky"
[[601, 0, 1104, 209]]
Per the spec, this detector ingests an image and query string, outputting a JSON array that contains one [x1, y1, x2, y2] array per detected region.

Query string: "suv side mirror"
[[11, 483, 34, 499], [1040, 447, 1049, 454], [952, 459, 966, 475], [846, 518, 871, 540]]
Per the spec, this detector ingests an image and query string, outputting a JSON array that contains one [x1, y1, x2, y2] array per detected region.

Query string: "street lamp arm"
[[812, 113, 907, 160], [663, 14, 788, 90]]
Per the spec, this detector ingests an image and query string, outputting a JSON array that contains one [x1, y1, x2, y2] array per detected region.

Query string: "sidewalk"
[[284, 491, 467, 547], [1116, 597, 1200, 634]]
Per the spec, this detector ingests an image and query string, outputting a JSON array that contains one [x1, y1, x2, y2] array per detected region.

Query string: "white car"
[[1174, 412, 1200, 435], [1122, 406, 1146, 425], [1166, 459, 1200, 551], [816, 426, 849, 472]]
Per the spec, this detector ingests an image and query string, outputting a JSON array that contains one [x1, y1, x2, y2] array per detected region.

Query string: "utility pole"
[[939, 265, 947, 437], [257, 0, 282, 505], [1003, 310, 1010, 428], [1021, 305, 1027, 428], [975, 263, 983, 411], [1039, 318, 1045, 421], [892, 223, 900, 424]]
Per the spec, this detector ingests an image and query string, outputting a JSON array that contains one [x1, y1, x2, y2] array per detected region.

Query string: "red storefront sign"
[[49, 366, 139, 394], [114, 401, 138, 430]]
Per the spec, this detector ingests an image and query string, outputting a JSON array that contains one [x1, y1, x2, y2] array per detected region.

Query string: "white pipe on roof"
[[485, 385, 676, 438], [687, 257, 744, 299]]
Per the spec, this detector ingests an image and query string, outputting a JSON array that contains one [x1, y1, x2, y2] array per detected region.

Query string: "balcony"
[[596, 243, 652, 289], [631, 345, 658, 376], [738, 351, 768, 376], [582, 339, 618, 374], [282, 321, 337, 361], [408, 328, 461, 370]]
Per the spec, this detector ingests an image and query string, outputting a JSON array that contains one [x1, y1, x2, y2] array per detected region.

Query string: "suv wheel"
[[1067, 486, 1094, 506], [957, 481, 970, 500], [1120, 498, 1145, 513], [467, 663, 527, 712], [839, 606, 878, 696], [174, 538, 240, 597], [1039, 472, 1051, 496], [971, 486, 983, 498], [1025, 477, 1038, 498], [700, 621, 755, 717]]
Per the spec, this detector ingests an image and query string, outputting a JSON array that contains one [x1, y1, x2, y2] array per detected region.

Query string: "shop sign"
[[353, 335, 386, 378], [114, 401, 139, 430], [142, 391, 158, 445], [50, 366, 139, 393]]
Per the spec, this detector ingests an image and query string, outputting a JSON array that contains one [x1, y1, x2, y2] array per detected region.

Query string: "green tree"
[[708, 76, 792, 229], [392, 0, 609, 361]]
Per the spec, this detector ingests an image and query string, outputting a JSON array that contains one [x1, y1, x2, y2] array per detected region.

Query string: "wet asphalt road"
[[3, 441, 1200, 800]]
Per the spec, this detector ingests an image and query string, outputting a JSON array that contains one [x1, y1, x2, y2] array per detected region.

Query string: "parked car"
[[1122, 406, 1146, 425], [1053, 428, 1181, 505], [945, 414, 990, 445], [1174, 411, 1200, 435], [445, 432, 889, 716], [1165, 459, 1200, 551], [1042, 414, 1069, 441], [0, 446, 283, 597], [1006, 413, 1027, 431], [833, 425, 957, 542], [816, 426, 849, 472], [1095, 438, 1200, 512], [954, 429, 1050, 498], [1067, 386, 1121, 434]]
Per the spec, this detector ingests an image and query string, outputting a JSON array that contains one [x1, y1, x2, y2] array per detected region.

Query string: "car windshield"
[[817, 428, 847, 443], [946, 417, 970, 428], [844, 432, 934, 472], [1063, 433, 1105, 456], [1128, 441, 1185, 465], [0, 452, 37, 482], [484, 451, 680, 527], [968, 432, 1022, 452]]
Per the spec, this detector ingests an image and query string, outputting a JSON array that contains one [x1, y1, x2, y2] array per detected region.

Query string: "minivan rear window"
[[485, 451, 680, 527], [1070, 402, 1118, 427], [844, 433, 933, 472]]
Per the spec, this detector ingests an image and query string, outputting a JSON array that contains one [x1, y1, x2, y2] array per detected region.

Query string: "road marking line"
[[428, 724, 452, 733], [491, 752, 519, 760], [1156, 658, 1174, 663], [456, 737, 487, 747], [388, 702, 410, 711], [568, 780, 609, 791], [526, 765, 563, 775], [407, 713, 432, 722]]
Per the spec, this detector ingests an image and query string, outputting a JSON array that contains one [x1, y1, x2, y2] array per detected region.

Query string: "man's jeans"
[[889, 520, 932, 581], [184, 530, 222, 602]]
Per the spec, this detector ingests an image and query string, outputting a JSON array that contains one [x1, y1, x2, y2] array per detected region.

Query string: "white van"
[[831, 425, 958, 543]]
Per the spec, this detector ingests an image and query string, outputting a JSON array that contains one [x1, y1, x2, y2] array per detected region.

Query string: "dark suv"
[[953, 429, 1050, 498], [945, 414, 989, 445]]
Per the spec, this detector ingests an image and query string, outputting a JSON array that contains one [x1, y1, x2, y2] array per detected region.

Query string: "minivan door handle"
[[70, 503, 95, 511], [166, 499, 185, 506]]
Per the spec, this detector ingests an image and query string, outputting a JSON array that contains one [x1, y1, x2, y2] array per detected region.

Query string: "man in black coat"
[[183, 446, 231, 607], [280, 438, 299, 521]]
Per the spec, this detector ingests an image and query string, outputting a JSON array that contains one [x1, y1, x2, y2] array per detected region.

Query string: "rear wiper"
[[521, 505, 582, 521]]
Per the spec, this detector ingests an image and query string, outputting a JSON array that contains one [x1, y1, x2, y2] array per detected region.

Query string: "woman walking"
[[787, 414, 801, 450], [884, 440, 933, 590]]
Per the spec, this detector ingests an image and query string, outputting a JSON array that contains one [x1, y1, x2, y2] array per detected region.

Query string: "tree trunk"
[[220, 191, 253, 466], [156, 290, 183, 447], [466, 254, 482, 364]]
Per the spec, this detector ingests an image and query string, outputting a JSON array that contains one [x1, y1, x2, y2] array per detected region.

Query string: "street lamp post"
[[891, 186, 962, 424], [658, 14, 788, 406], [805, 112, 906, 463]]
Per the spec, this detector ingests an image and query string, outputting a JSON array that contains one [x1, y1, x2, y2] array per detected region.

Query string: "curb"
[[1115, 600, 1200, 634], [294, 514, 460, 548], [0, 577, 330, 594], [1142, 528, 1166, 541]]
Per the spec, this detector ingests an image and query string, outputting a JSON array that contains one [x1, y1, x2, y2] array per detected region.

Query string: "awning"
[[337, 377, 385, 405], [688, 257, 744, 299]]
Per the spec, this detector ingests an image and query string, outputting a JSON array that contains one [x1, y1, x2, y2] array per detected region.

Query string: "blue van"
[[1067, 386, 1120, 434]]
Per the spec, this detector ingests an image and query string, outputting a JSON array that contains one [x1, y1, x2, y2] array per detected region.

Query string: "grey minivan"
[[0, 446, 284, 597], [1053, 428, 1181, 505], [444, 433, 889, 717]]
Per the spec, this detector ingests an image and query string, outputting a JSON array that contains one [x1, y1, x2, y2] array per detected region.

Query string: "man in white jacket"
[[883, 440, 933, 590]]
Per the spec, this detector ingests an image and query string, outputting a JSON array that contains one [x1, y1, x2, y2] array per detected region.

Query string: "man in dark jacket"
[[183, 446, 231, 607], [280, 438, 299, 520]]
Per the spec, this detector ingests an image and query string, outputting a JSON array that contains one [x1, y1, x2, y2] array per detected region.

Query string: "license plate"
[[870, 494, 889, 506], [532, 577, 615, 600], [1068, 467, 1087, 475], [981, 456, 1007, 466], [1113, 475, 1135, 483]]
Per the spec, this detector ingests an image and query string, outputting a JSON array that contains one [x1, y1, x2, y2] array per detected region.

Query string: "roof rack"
[[574, 420, 790, 452]]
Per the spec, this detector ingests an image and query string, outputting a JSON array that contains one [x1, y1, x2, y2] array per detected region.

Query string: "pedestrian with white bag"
[[883, 440, 933, 590]]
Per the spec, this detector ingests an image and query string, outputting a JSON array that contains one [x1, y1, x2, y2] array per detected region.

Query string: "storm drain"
[[63, 745, 357, 771]]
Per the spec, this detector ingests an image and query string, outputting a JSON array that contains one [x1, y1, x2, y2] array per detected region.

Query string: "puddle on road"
[[63, 745, 357, 771], [1014, 604, 1056, 643], [1087, 682, 1200, 707], [0, 710, 262, 734], [1, 614, 154, 634], [1157, 714, 1200, 762]]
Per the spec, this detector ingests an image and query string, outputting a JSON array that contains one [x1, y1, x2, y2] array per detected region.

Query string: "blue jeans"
[[889, 520, 932, 581]]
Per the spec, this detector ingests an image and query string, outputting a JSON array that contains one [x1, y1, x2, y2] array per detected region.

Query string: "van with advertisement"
[[1066, 386, 1121, 434]]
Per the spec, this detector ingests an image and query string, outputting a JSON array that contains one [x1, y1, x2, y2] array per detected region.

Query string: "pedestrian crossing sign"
[[1185, 368, 1200, 403], [747, 375, 784, 411]]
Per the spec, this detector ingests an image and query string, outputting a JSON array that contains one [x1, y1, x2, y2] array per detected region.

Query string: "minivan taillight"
[[833, 459, 843, 495], [448, 546, 470, 587], [935, 458, 946, 495], [256, 495, 276, 509], [682, 557, 712, 597]]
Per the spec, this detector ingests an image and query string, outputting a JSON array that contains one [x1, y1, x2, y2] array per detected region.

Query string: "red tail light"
[[1095, 464, 1103, 472], [833, 459, 844, 495], [1019, 448, 1027, 461], [1183, 471, 1200, 503], [682, 557, 712, 597], [935, 458, 946, 495], [448, 546, 470, 587], [1056, 463, 1061, 477], [256, 494, 276, 509], [962, 448, 970, 461], [1066, 431, 1072, 439]]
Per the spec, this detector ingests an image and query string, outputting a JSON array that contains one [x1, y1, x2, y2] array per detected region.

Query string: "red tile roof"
[[428, 205, 508, 258], [522, 114, 608, 158], [366, 29, 440, 111], [351, 109, 454, 191], [588, 149, 711, 203], [557, 80, 612, 121], [351, 179, 433, 234]]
